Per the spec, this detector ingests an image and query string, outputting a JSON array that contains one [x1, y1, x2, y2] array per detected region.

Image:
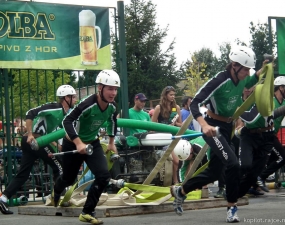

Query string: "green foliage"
[[236, 22, 277, 71], [183, 55, 209, 97], [213, 42, 232, 74], [77, 70, 99, 89], [193, 48, 216, 78], [112, 0, 182, 102], [248, 22, 277, 71], [4, 70, 71, 118], [180, 43, 231, 82]]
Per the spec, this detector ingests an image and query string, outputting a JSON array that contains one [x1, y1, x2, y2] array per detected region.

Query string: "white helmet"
[[229, 46, 256, 68], [274, 76, 285, 86], [56, 85, 76, 97], [95, 70, 120, 87], [173, 140, 191, 161]]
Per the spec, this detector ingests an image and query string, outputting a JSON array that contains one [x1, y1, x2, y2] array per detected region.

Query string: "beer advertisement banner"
[[277, 18, 285, 75], [0, 1, 111, 70]]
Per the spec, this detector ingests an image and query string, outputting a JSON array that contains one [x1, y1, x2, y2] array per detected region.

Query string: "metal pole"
[[268, 17, 273, 55], [1, 0, 13, 198], [113, 7, 123, 117], [3, 69, 13, 185], [117, 1, 129, 136]]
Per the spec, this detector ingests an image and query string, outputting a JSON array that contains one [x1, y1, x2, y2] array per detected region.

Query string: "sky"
[[17, 0, 285, 65]]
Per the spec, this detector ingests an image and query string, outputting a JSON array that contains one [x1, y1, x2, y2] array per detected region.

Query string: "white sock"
[[0, 194, 8, 203]]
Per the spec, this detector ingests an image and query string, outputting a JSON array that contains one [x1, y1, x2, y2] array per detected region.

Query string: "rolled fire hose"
[[254, 63, 274, 117], [233, 63, 274, 119]]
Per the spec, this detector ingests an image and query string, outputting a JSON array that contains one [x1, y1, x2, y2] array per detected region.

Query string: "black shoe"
[[248, 188, 264, 196], [51, 191, 61, 207], [256, 177, 269, 192], [0, 199, 14, 215]]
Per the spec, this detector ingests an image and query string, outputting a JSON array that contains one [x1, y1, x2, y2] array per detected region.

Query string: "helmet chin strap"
[[99, 85, 110, 103], [233, 66, 243, 81], [64, 96, 72, 110], [279, 87, 285, 99]]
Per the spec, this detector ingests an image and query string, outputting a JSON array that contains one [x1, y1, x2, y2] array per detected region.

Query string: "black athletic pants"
[[53, 138, 110, 214], [182, 120, 240, 203], [260, 135, 285, 180], [3, 136, 62, 199], [238, 128, 274, 198], [209, 150, 226, 189]]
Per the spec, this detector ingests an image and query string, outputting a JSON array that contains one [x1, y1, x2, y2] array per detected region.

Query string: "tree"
[[236, 22, 277, 71], [183, 55, 209, 97], [77, 70, 99, 89], [112, 0, 182, 102], [248, 22, 277, 71], [182, 44, 231, 81], [5, 70, 71, 118], [193, 47, 217, 78], [213, 42, 232, 74]]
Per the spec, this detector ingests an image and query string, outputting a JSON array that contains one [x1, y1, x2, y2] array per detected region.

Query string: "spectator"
[[148, 109, 155, 118], [255, 76, 285, 193], [152, 86, 182, 184], [180, 96, 194, 130], [152, 86, 182, 127], [14, 121, 27, 147], [128, 93, 151, 136]]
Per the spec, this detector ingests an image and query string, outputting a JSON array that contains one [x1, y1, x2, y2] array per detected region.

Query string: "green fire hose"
[[35, 118, 199, 149]]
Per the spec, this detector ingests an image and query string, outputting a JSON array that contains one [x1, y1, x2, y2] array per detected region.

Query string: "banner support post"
[[117, 0, 129, 136]]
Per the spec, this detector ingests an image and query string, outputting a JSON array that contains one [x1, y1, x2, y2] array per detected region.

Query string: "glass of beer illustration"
[[79, 10, 101, 65]]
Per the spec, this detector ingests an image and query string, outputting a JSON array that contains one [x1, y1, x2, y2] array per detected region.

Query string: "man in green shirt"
[[256, 76, 285, 192], [171, 46, 259, 222], [0, 85, 76, 215], [52, 70, 120, 224], [128, 93, 151, 136]]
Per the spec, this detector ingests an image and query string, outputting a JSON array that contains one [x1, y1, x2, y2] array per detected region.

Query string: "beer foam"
[[79, 10, 95, 26]]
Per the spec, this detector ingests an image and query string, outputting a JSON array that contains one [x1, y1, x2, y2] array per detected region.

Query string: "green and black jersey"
[[190, 70, 258, 120], [63, 94, 118, 143], [179, 136, 208, 182], [240, 96, 285, 132], [240, 104, 274, 131], [26, 102, 65, 135], [240, 96, 283, 132]]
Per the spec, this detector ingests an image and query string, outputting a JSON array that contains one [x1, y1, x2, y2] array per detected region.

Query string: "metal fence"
[[0, 68, 99, 205]]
